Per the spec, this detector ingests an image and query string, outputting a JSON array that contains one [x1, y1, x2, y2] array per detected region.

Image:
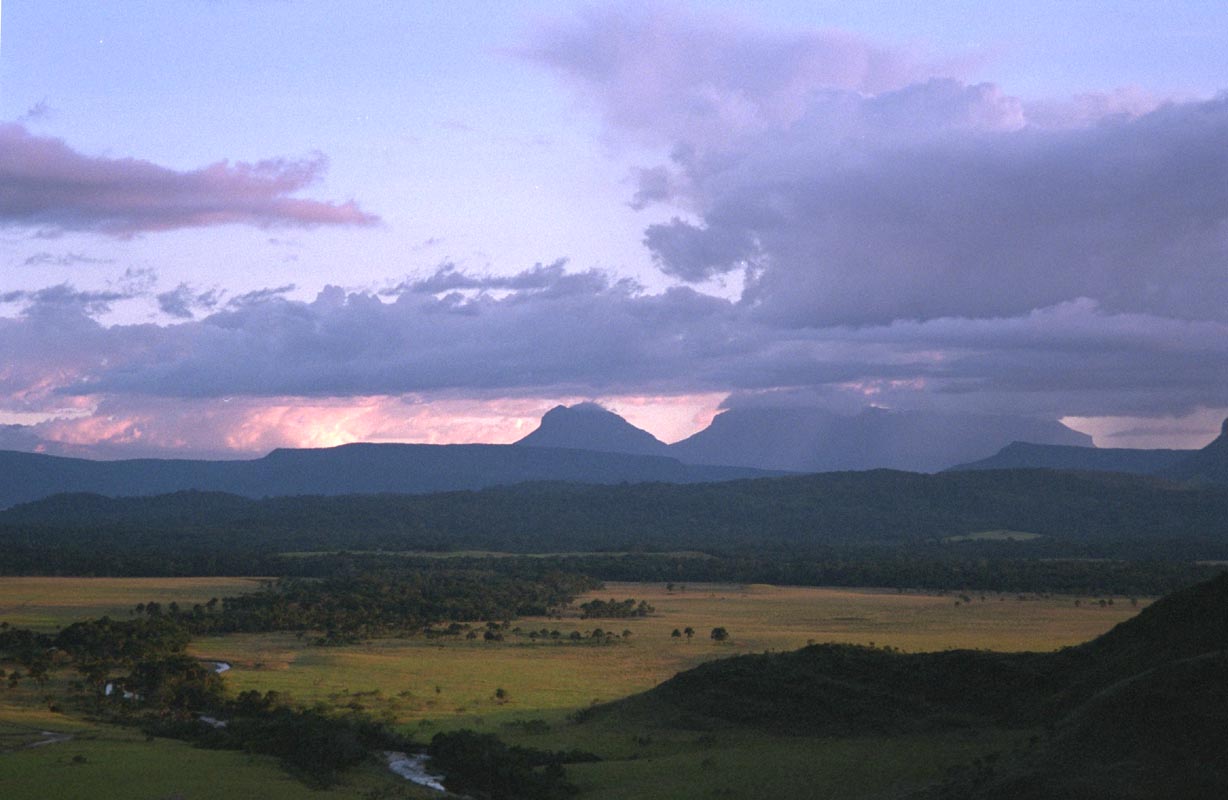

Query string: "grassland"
[[0, 576, 266, 631], [191, 582, 1144, 722], [2, 578, 1147, 798], [0, 720, 429, 800]]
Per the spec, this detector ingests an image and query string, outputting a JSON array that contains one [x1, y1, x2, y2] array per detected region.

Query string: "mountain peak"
[[515, 403, 671, 457]]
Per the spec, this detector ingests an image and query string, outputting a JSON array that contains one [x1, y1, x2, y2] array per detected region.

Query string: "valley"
[[0, 578, 1148, 799]]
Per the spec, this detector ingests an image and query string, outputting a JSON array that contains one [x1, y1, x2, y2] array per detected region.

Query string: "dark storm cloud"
[[525, 8, 1228, 327], [0, 124, 379, 236], [0, 267, 1219, 422]]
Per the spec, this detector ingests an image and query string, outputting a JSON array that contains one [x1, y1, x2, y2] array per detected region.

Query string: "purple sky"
[[1, 1, 1227, 457]]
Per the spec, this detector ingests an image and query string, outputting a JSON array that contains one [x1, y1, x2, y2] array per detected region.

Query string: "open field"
[[0, 576, 266, 631], [189, 581, 1145, 726]]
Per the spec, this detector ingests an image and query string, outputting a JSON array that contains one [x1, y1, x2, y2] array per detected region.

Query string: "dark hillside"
[[588, 574, 1228, 760], [949, 441, 1187, 475], [915, 651, 1228, 800], [1162, 417, 1228, 485]]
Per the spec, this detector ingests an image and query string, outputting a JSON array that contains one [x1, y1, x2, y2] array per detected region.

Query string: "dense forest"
[[2, 468, 1226, 594], [4, 469, 1227, 559]]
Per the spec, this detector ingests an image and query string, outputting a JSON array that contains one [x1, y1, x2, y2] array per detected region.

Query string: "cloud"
[[157, 284, 225, 319], [22, 251, 114, 267], [0, 267, 1222, 422], [520, 4, 973, 150], [526, 7, 1228, 329], [644, 87, 1228, 326], [0, 124, 379, 236], [227, 284, 297, 307], [0, 283, 139, 315], [397, 259, 572, 294]]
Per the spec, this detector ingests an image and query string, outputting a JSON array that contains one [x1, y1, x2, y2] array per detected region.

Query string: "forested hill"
[[0, 443, 778, 509], [4, 468, 1228, 558]]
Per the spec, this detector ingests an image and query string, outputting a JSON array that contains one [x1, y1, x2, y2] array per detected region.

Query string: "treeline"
[[312, 552, 1221, 598], [578, 598, 654, 618], [428, 729, 598, 799], [149, 698, 413, 788], [132, 568, 600, 642]]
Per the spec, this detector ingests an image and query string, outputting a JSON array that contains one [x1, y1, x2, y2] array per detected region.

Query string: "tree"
[[710, 627, 729, 643], [671, 628, 682, 639], [684, 626, 695, 640]]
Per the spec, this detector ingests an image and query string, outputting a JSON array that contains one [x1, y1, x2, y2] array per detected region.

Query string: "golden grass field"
[[0, 576, 267, 631], [0, 578, 1147, 799], [189, 581, 1145, 725]]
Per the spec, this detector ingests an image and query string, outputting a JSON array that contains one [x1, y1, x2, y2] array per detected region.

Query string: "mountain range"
[[953, 416, 1228, 484], [0, 443, 775, 510], [515, 402, 1094, 473], [2, 405, 1223, 509]]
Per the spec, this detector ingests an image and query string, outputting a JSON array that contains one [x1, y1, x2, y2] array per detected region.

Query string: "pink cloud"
[[0, 124, 378, 236]]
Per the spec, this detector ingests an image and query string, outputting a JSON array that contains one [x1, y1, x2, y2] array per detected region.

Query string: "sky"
[[1, 0, 1227, 458]]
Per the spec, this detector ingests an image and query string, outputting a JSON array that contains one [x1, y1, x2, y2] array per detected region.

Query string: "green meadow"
[[2, 578, 1145, 798]]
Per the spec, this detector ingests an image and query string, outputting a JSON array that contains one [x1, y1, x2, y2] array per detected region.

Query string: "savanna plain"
[[0, 576, 1142, 799]]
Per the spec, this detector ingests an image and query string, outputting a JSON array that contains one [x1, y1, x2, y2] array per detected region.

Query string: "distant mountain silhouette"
[[0, 444, 776, 509], [1162, 417, 1228, 484], [952, 417, 1228, 486], [669, 406, 1092, 472], [515, 403, 671, 457], [950, 441, 1188, 475]]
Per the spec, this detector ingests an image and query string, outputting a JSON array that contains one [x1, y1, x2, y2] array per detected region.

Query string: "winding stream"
[[384, 751, 447, 792]]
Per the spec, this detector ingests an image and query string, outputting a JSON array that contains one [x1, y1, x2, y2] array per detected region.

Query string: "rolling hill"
[[582, 573, 1228, 799]]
